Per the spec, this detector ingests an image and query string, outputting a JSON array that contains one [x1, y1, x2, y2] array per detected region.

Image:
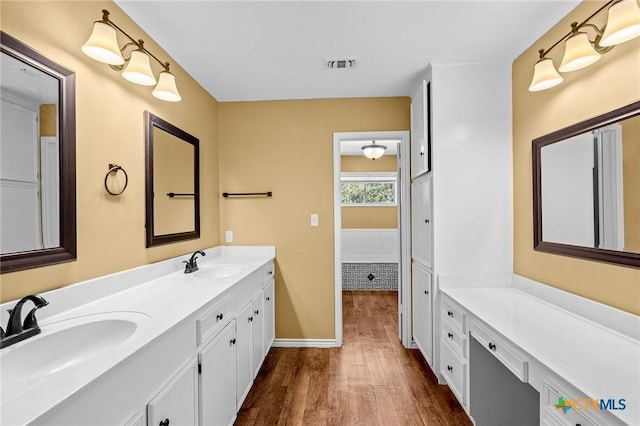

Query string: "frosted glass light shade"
[[81, 21, 124, 65], [153, 71, 181, 102], [529, 58, 564, 92], [361, 143, 387, 160], [559, 32, 601, 72], [600, 0, 640, 46], [122, 50, 156, 86]]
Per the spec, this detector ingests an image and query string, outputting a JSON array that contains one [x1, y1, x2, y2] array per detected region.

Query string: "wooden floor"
[[235, 291, 472, 425]]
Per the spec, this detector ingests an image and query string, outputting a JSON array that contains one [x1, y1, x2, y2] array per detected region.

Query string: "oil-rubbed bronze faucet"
[[0, 294, 48, 349], [184, 250, 206, 273]]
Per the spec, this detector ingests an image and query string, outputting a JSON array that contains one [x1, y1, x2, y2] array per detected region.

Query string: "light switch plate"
[[310, 214, 319, 227], [225, 230, 233, 243]]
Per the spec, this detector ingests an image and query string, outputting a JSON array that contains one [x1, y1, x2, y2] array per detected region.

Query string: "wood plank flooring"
[[235, 291, 472, 425]]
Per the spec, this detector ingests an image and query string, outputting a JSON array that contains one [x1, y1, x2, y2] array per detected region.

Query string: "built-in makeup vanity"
[[0, 246, 275, 426], [438, 275, 639, 426]]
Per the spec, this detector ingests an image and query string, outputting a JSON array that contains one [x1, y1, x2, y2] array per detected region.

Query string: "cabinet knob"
[[447, 333, 453, 339], [488, 342, 496, 351], [447, 311, 453, 317], [424, 290, 429, 295], [249, 316, 253, 322], [216, 313, 223, 321], [268, 270, 273, 275], [420, 151, 425, 156], [447, 365, 453, 372], [159, 419, 170, 426], [255, 310, 259, 315], [266, 297, 271, 301], [230, 338, 236, 345], [425, 219, 430, 224]]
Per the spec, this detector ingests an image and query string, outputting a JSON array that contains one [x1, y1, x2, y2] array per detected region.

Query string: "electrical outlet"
[[310, 214, 319, 227], [225, 230, 233, 243]]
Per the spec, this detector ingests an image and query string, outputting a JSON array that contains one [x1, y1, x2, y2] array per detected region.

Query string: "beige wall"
[[513, 0, 640, 315], [219, 98, 410, 339], [1, 1, 220, 302], [622, 116, 640, 253], [341, 155, 398, 229], [39, 104, 56, 137]]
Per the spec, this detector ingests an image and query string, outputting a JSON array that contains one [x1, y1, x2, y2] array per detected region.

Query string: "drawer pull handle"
[[230, 338, 236, 345], [447, 311, 453, 317], [488, 342, 496, 351], [447, 365, 453, 372], [447, 332, 453, 339], [216, 313, 224, 321], [159, 419, 170, 426]]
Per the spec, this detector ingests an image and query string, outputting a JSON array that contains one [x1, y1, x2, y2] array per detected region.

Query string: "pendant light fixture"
[[529, 0, 640, 92], [81, 9, 181, 102], [361, 141, 387, 160]]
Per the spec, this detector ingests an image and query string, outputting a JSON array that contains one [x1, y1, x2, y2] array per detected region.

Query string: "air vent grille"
[[327, 58, 357, 69]]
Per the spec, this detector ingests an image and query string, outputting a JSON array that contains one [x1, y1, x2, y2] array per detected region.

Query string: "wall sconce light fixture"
[[361, 141, 387, 160], [81, 10, 181, 102], [529, 0, 640, 92]]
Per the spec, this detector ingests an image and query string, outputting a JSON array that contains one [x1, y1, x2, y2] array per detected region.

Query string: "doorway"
[[333, 131, 411, 347]]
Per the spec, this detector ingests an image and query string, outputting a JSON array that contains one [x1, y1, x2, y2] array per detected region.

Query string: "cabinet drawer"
[[441, 320, 466, 359], [440, 338, 466, 406], [541, 380, 598, 426], [197, 297, 233, 345], [442, 297, 466, 333], [263, 264, 274, 282], [470, 320, 528, 383]]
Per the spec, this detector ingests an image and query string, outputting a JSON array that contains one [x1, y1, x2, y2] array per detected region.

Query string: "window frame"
[[340, 172, 398, 207]]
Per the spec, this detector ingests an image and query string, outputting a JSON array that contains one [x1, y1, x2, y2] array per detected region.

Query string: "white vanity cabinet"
[[412, 262, 433, 364], [198, 321, 237, 426], [439, 294, 468, 408], [411, 174, 432, 269], [235, 301, 255, 410], [147, 361, 198, 426]]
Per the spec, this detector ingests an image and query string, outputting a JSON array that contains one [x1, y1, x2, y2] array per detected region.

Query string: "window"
[[341, 172, 397, 206]]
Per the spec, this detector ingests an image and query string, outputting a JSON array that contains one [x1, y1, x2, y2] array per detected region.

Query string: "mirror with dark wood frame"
[[145, 111, 200, 247], [533, 100, 640, 268], [0, 31, 76, 273]]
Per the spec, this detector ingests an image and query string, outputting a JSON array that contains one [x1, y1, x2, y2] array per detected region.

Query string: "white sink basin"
[[194, 264, 247, 280], [0, 311, 152, 403]]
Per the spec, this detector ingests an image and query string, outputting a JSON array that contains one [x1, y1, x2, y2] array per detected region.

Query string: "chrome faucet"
[[1, 294, 48, 349], [184, 250, 206, 273]]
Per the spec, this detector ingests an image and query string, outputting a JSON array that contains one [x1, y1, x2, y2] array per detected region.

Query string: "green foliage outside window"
[[341, 181, 395, 205]]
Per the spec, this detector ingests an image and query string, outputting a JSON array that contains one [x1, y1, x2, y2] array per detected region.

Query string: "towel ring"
[[105, 164, 128, 196]]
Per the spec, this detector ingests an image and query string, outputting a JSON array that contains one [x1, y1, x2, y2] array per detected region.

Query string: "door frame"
[[333, 130, 411, 347]]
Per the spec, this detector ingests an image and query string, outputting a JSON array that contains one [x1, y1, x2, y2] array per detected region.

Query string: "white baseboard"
[[272, 338, 339, 348]]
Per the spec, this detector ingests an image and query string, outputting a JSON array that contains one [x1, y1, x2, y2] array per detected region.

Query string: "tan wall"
[[1, 1, 220, 302], [39, 104, 56, 136], [513, 0, 640, 315], [622, 116, 640, 253], [219, 97, 410, 339], [341, 155, 398, 229]]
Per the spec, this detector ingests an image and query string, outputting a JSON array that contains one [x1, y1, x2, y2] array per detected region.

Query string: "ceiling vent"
[[327, 58, 357, 69]]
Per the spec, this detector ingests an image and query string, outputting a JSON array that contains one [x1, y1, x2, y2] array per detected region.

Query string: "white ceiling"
[[114, 0, 579, 102]]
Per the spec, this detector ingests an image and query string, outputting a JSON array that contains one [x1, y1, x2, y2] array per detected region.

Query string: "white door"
[[147, 361, 198, 426], [199, 321, 237, 426], [411, 80, 429, 178], [411, 174, 433, 268], [235, 302, 254, 410], [264, 280, 275, 353], [252, 290, 265, 377], [412, 262, 433, 365]]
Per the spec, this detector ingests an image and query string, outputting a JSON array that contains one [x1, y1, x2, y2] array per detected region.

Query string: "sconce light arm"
[[537, 0, 615, 58], [99, 9, 171, 73]]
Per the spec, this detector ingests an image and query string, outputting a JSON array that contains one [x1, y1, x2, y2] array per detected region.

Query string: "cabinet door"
[[411, 175, 433, 268], [199, 321, 237, 426], [411, 79, 430, 178], [147, 360, 198, 426], [235, 303, 254, 410], [252, 290, 265, 377], [412, 263, 433, 365], [263, 279, 275, 354]]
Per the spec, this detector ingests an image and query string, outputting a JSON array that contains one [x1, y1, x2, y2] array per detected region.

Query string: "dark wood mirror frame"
[[145, 111, 200, 247], [532, 100, 640, 269], [0, 32, 76, 273]]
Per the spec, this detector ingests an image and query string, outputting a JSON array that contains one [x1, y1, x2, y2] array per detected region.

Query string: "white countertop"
[[441, 287, 640, 426], [0, 246, 275, 425]]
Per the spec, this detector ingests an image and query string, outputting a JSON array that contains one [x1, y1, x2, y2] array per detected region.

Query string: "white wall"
[[431, 63, 513, 276], [341, 229, 398, 263]]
